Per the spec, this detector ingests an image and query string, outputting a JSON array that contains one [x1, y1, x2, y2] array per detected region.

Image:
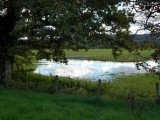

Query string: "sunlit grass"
[[31, 49, 154, 62], [65, 49, 154, 62], [110, 74, 160, 100]]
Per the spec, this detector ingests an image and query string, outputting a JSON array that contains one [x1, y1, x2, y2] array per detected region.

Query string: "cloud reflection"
[[34, 59, 156, 81]]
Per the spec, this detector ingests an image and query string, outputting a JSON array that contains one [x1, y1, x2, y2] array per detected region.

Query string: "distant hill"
[[132, 34, 160, 41]]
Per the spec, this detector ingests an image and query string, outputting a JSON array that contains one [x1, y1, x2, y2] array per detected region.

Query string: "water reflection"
[[34, 59, 157, 81]]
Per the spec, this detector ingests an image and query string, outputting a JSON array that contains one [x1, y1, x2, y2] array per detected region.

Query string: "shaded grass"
[[0, 88, 160, 120]]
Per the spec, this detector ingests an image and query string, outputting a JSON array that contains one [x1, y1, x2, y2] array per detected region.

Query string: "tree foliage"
[[126, 0, 160, 35], [0, 0, 134, 85], [127, 0, 160, 76]]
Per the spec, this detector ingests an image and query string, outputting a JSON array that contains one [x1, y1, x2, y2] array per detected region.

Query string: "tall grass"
[[110, 74, 160, 100], [0, 88, 160, 120], [11, 71, 160, 100]]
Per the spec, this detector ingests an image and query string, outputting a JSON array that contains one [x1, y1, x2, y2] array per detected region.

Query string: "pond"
[[34, 59, 158, 81]]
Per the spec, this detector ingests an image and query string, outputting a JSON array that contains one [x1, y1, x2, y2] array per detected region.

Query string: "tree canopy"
[[0, 0, 139, 86], [126, 0, 160, 75]]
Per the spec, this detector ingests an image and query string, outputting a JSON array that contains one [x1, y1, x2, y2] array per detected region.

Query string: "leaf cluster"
[[0, 0, 135, 63]]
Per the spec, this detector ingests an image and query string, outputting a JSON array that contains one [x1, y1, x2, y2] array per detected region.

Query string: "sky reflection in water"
[[34, 59, 157, 81]]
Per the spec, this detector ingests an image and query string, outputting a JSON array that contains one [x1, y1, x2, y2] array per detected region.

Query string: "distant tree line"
[[86, 34, 160, 49]]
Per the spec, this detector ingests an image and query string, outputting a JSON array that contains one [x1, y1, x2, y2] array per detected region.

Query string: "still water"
[[34, 59, 158, 81]]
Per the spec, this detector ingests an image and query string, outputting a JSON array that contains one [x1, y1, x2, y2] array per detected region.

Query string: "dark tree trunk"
[[0, 0, 16, 86], [5, 60, 12, 87], [0, 60, 12, 87], [0, 60, 6, 86]]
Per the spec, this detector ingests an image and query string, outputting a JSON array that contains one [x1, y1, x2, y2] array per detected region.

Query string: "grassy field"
[[0, 88, 160, 120], [4, 73, 160, 120], [30, 49, 154, 63], [4, 49, 159, 120], [65, 49, 154, 62]]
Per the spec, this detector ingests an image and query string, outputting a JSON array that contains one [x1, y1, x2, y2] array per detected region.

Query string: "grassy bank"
[[12, 72, 160, 100], [65, 49, 154, 62], [0, 88, 160, 120]]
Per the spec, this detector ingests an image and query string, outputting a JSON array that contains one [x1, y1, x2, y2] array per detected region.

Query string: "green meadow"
[[65, 49, 154, 62], [1, 49, 160, 120]]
